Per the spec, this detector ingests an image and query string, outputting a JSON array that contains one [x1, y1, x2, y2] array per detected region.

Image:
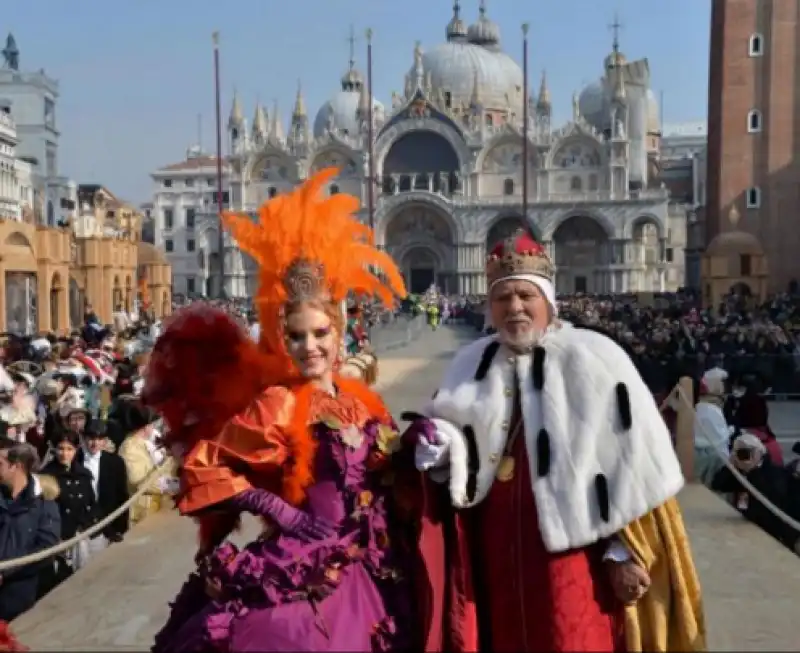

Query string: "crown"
[[486, 230, 554, 287], [283, 258, 327, 302]]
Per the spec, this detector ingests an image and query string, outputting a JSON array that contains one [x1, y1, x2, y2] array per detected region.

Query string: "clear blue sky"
[[3, 0, 710, 204]]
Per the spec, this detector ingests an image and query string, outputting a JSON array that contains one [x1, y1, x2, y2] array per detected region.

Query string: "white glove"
[[156, 476, 180, 495], [150, 447, 166, 466], [414, 438, 450, 472]]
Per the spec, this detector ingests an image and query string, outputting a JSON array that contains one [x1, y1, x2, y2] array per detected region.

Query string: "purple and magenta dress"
[[152, 390, 416, 652]]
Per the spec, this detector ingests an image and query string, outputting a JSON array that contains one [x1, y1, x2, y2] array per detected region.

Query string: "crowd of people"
[[0, 302, 186, 624]]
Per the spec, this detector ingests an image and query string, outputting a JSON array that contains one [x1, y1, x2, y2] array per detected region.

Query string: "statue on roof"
[[2, 33, 19, 71]]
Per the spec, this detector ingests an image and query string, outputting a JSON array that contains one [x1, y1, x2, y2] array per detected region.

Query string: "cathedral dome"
[[313, 90, 384, 139], [578, 80, 608, 130], [418, 41, 523, 111]]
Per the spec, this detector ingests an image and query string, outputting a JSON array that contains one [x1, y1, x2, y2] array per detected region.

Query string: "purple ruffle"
[[153, 415, 410, 652]]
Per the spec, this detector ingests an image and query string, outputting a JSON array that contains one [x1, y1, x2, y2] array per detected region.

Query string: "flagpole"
[[522, 23, 530, 231], [213, 31, 225, 299], [366, 28, 375, 233]]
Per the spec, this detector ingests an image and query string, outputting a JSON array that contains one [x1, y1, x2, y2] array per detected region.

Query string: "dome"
[[419, 41, 523, 111], [578, 80, 608, 129], [313, 90, 384, 139], [138, 241, 168, 265], [467, 15, 500, 47], [604, 50, 627, 71], [706, 231, 764, 257]]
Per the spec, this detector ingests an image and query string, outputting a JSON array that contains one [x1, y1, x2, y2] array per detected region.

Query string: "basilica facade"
[[164, 4, 685, 297]]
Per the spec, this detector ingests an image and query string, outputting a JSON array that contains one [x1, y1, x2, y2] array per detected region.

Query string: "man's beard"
[[499, 324, 546, 353]]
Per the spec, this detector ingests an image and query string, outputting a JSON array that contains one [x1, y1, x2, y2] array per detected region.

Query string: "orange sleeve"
[[177, 386, 295, 514]]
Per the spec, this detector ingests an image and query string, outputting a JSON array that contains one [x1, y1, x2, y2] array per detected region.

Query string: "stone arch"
[[308, 146, 358, 175], [378, 199, 460, 245], [382, 203, 455, 293], [379, 130, 461, 195], [4, 231, 33, 250], [478, 135, 539, 172], [551, 215, 611, 294], [548, 136, 603, 169], [396, 246, 443, 295], [544, 210, 615, 242], [623, 213, 666, 239], [246, 148, 295, 183], [484, 215, 541, 249], [375, 117, 469, 177], [730, 281, 752, 296]]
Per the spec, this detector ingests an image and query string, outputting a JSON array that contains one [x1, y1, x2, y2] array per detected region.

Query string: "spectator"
[[0, 438, 60, 621]]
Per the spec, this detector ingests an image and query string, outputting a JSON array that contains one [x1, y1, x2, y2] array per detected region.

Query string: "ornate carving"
[[553, 142, 601, 168], [387, 208, 451, 244], [311, 150, 357, 174]]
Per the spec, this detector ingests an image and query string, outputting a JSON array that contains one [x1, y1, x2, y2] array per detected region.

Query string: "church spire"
[[293, 80, 306, 118]]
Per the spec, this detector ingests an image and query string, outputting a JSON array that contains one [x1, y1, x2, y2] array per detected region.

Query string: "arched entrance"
[[401, 247, 439, 294], [384, 205, 454, 293], [69, 276, 84, 329], [552, 216, 609, 293], [50, 272, 63, 332], [486, 216, 530, 250], [730, 281, 752, 297], [381, 131, 461, 195]]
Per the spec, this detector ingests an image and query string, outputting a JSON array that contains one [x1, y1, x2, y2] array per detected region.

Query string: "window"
[[749, 33, 763, 56], [570, 176, 582, 191], [485, 114, 494, 127], [207, 178, 215, 186], [187, 278, 196, 294], [185, 178, 194, 187], [163, 179, 173, 188], [444, 91, 452, 108], [666, 248, 674, 263], [747, 109, 762, 133], [503, 178, 514, 195], [268, 187, 277, 198], [187, 238, 196, 252], [163, 208, 174, 230], [330, 184, 340, 195], [165, 239, 174, 252], [185, 207, 195, 229], [746, 187, 761, 208], [740, 254, 752, 276]]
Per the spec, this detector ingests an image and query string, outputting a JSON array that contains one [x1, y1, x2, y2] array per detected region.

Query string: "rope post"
[[673, 376, 696, 483]]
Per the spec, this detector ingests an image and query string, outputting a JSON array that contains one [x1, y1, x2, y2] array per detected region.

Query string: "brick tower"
[[706, 0, 800, 292]]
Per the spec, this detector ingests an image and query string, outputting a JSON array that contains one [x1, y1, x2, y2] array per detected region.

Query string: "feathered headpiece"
[[222, 167, 406, 380]]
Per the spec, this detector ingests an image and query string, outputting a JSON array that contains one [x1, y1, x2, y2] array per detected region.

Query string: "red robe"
[[410, 435, 625, 652]]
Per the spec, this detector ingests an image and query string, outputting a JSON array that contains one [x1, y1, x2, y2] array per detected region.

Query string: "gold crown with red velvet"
[[486, 230, 555, 287]]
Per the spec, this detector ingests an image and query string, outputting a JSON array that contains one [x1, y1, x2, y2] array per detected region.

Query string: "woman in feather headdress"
[[144, 169, 416, 652]]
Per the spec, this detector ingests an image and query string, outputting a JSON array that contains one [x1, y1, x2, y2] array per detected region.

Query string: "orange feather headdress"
[[222, 167, 406, 382]]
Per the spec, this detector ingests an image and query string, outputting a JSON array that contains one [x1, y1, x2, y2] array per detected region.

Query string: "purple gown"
[[152, 414, 414, 652]]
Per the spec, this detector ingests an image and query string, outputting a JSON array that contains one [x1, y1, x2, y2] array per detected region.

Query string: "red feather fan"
[[142, 304, 272, 552], [143, 304, 270, 452]]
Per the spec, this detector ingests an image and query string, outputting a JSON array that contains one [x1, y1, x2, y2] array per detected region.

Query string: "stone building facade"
[[706, 0, 800, 296], [154, 4, 688, 297]]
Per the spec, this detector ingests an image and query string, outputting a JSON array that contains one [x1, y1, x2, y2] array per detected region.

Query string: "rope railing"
[[661, 382, 800, 534], [3, 377, 796, 574], [0, 459, 174, 572]]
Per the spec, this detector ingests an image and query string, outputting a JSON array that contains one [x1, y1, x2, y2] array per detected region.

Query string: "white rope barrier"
[[666, 384, 800, 534], [0, 459, 174, 572]]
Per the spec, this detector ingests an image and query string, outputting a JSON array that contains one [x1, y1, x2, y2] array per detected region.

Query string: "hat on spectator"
[[486, 230, 556, 313]]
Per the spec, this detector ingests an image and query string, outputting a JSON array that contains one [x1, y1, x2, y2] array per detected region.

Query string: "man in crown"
[[407, 231, 706, 652]]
